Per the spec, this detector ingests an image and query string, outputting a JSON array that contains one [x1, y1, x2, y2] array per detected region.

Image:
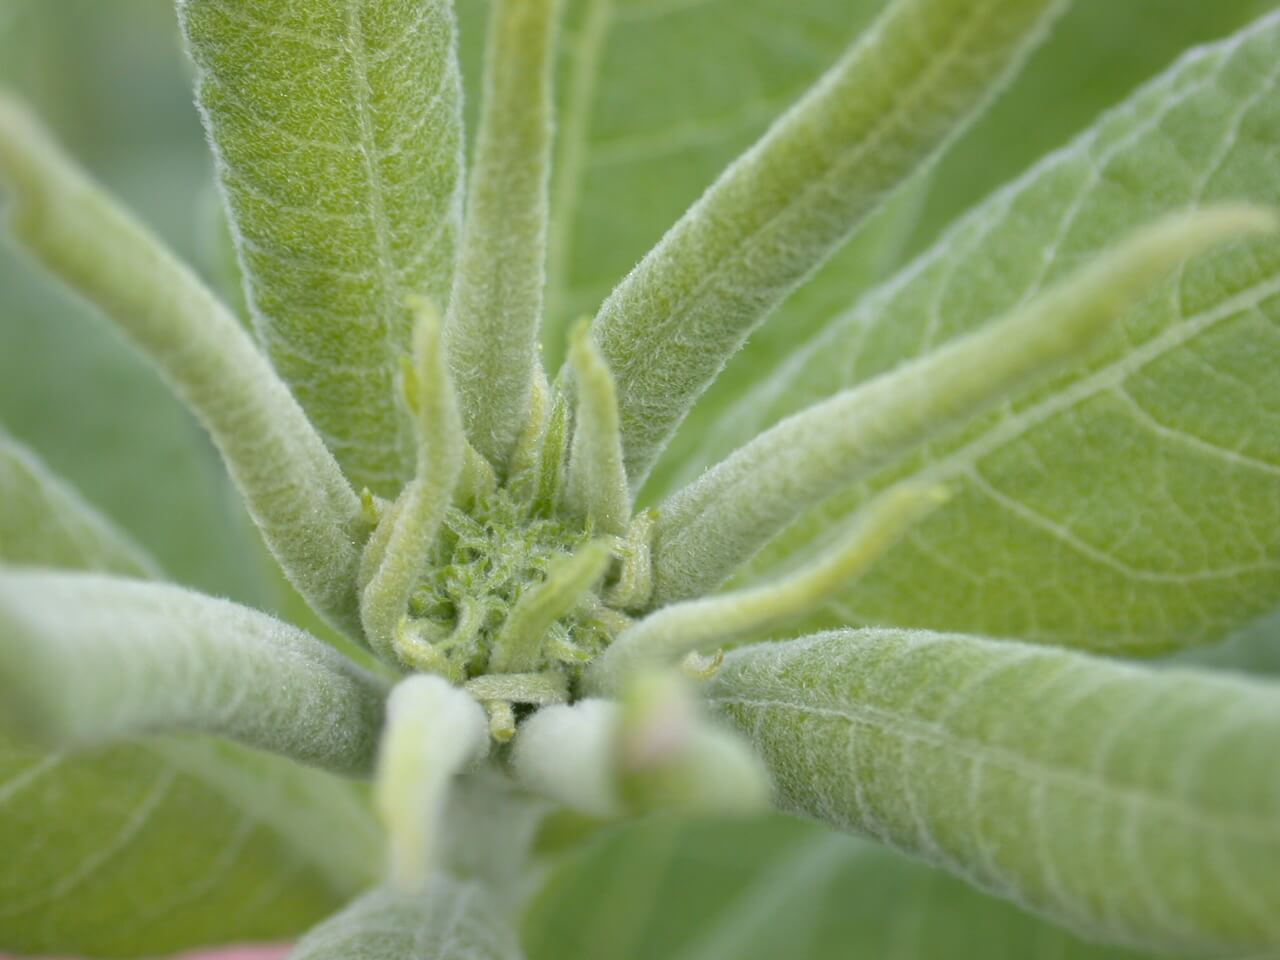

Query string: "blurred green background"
[[2, 2, 1277, 957]]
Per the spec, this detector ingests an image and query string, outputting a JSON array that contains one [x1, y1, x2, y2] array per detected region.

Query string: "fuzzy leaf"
[[0, 437, 381, 957], [524, 814, 1151, 960], [0, 570, 387, 776], [707, 630, 1280, 954], [0, 95, 368, 638], [651, 207, 1273, 608], [179, 0, 465, 496], [0, 431, 159, 578], [447, 0, 559, 472], [700, 12, 1280, 653], [0, 732, 380, 957], [588, 0, 1066, 488], [288, 882, 523, 960]]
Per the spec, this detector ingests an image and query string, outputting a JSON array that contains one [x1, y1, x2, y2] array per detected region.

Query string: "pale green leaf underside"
[[589, 0, 1065, 488], [289, 881, 523, 960], [180, 0, 465, 496], [0, 431, 159, 579], [525, 814, 1149, 960], [708, 630, 1280, 954], [702, 12, 1280, 653], [0, 732, 379, 957], [0, 437, 381, 956], [0, 570, 387, 776]]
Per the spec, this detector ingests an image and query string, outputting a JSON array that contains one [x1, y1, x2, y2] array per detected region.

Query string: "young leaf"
[[0, 570, 387, 776], [525, 814, 1150, 960], [595, 484, 945, 689], [652, 206, 1274, 607], [375, 676, 488, 891], [178, 0, 466, 496], [707, 629, 1280, 954], [0, 430, 159, 578], [564, 322, 630, 536], [0, 732, 381, 957], [288, 881, 523, 960], [708, 11, 1280, 653], [589, 0, 1066, 489], [0, 96, 368, 638], [360, 302, 465, 661], [446, 0, 560, 473]]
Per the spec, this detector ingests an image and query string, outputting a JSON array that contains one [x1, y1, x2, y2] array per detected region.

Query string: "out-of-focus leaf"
[[523, 813, 1149, 960], [288, 882, 522, 960], [0, 732, 380, 958]]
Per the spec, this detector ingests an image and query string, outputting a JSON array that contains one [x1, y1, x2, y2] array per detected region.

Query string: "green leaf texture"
[[588, 0, 1066, 488], [0, 733, 379, 957], [707, 630, 1280, 954], [700, 12, 1280, 653], [524, 814, 1150, 960], [288, 881, 522, 960], [0, 570, 387, 776], [179, 0, 465, 496], [0, 425, 379, 955]]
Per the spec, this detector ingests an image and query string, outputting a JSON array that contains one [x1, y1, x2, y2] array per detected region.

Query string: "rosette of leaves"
[[1, 0, 1279, 958]]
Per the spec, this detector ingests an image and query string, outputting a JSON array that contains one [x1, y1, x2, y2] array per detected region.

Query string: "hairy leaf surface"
[[179, 0, 465, 495], [589, 0, 1066, 488], [707, 630, 1280, 953], [0, 571, 387, 776], [288, 882, 522, 960], [0, 446, 380, 956], [698, 14, 1280, 653]]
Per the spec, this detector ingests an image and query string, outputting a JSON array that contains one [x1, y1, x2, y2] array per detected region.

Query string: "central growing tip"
[[386, 481, 655, 716]]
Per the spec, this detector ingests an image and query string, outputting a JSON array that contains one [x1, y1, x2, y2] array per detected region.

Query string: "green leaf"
[[288, 881, 523, 960], [588, 0, 1066, 489], [0, 420, 381, 956], [179, 0, 466, 497], [447, 0, 559, 473], [651, 207, 1273, 609], [0, 569, 387, 776], [700, 11, 1280, 653], [523, 813, 1149, 960], [707, 629, 1280, 954], [542, 0, 890, 339], [0, 430, 159, 578], [0, 731, 380, 957], [0, 95, 368, 639]]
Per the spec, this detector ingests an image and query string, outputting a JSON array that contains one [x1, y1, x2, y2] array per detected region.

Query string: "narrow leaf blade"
[[590, 0, 1066, 488], [707, 629, 1280, 954], [179, 0, 466, 495], [447, 0, 559, 472], [0, 570, 387, 776], [0, 95, 367, 638], [708, 12, 1280, 653]]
